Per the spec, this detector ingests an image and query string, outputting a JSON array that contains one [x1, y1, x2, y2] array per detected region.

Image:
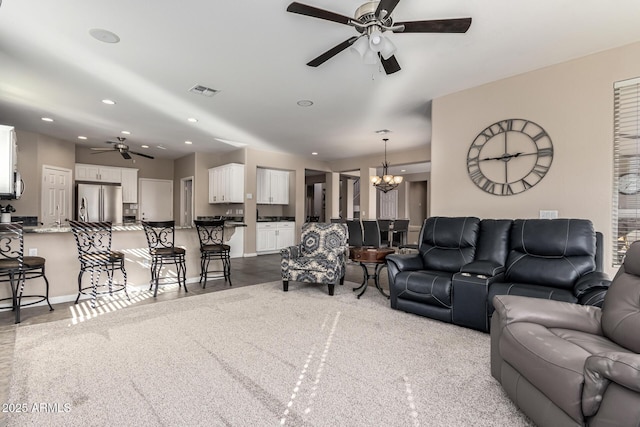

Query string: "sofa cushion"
[[601, 242, 640, 353], [489, 282, 577, 313], [391, 270, 452, 308], [505, 219, 596, 289], [419, 217, 480, 273], [500, 322, 589, 423]]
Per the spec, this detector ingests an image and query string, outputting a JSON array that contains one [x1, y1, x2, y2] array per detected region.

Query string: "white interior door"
[[139, 178, 173, 221], [41, 165, 72, 226], [379, 189, 398, 219]]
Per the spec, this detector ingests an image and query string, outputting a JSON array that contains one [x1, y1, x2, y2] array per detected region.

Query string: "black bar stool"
[[69, 221, 129, 308], [194, 220, 232, 287], [142, 220, 187, 297], [0, 222, 53, 323]]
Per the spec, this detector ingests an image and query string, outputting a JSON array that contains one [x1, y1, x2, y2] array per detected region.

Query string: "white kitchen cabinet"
[[75, 163, 122, 183], [208, 163, 245, 203], [257, 221, 295, 254], [256, 168, 289, 205], [276, 221, 295, 248], [120, 168, 139, 203], [256, 222, 278, 253]]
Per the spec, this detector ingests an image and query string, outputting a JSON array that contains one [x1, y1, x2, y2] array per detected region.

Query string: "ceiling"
[[1, 1, 640, 163]]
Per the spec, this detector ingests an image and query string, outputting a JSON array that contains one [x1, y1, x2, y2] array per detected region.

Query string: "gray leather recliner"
[[490, 241, 640, 426]]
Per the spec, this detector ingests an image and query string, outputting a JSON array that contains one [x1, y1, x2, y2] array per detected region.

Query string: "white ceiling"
[[1, 0, 640, 162]]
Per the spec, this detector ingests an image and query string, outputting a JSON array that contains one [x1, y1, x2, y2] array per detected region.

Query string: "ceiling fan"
[[286, 0, 472, 74], [90, 137, 154, 160]]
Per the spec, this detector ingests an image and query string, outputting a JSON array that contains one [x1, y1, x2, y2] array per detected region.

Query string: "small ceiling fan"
[[287, 0, 472, 74], [90, 137, 154, 160]]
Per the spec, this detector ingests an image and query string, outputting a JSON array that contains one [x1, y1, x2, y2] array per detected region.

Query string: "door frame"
[[41, 164, 72, 226], [180, 176, 194, 227]]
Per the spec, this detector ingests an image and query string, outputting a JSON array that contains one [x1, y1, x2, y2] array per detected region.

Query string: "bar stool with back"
[[0, 222, 54, 323], [69, 221, 129, 308], [194, 219, 232, 287], [141, 220, 187, 297]]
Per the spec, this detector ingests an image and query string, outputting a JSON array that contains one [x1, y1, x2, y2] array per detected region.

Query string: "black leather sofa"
[[386, 217, 610, 332]]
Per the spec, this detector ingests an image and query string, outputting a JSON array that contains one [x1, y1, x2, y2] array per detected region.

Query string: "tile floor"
[[0, 253, 392, 421]]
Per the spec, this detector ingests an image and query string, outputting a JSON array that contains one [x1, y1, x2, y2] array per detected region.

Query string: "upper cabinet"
[[120, 168, 139, 203], [208, 163, 245, 204], [257, 168, 289, 205], [75, 163, 122, 183], [75, 163, 138, 202]]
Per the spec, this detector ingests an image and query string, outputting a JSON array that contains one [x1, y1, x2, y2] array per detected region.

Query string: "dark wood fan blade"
[[130, 151, 155, 159], [120, 151, 132, 160], [307, 36, 358, 67], [287, 2, 353, 26], [375, 0, 401, 19], [379, 54, 401, 75], [394, 18, 472, 33]]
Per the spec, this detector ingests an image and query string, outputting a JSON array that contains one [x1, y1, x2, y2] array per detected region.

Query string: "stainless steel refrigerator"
[[75, 182, 123, 223]]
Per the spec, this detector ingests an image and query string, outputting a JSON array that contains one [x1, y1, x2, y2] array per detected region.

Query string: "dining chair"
[[141, 220, 187, 297], [194, 219, 232, 287], [69, 221, 129, 308], [346, 219, 364, 248], [0, 222, 54, 323], [362, 219, 382, 247], [377, 219, 392, 247], [391, 219, 410, 247]]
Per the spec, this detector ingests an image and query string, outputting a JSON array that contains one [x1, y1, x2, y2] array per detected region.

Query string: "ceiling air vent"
[[189, 85, 220, 97]]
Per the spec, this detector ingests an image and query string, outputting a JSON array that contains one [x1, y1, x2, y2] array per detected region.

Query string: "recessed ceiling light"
[[102, 99, 116, 105], [141, 145, 149, 149], [187, 117, 198, 123], [41, 117, 54, 122], [121, 130, 131, 135], [401, 169, 406, 172], [375, 129, 392, 135], [312, 152, 318, 155], [185, 141, 193, 145], [89, 28, 120, 44], [156, 145, 167, 150], [78, 136, 87, 140], [297, 100, 314, 107]]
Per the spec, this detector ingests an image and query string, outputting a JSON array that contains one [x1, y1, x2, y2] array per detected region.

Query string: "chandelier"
[[370, 138, 403, 192]]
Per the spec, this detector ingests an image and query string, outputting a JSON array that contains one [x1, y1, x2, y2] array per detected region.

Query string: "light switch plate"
[[539, 210, 558, 219]]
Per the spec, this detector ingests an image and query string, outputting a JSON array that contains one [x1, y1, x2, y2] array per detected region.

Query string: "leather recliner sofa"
[[386, 217, 610, 332], [490, 241, 640, 426]]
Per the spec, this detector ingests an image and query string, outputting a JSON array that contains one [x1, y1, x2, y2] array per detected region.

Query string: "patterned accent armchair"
[[281, 222, 349, 295]]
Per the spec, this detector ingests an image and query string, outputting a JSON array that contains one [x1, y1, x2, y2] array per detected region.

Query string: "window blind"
[[613, 77, 640, 265]]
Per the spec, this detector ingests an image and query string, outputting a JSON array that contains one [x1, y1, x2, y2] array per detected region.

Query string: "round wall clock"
[[619, 173, 640, 195], [466, 118, 554, 196]]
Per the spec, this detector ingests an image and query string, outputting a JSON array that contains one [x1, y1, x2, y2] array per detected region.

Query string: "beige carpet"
[[7, 281, 532, 426]]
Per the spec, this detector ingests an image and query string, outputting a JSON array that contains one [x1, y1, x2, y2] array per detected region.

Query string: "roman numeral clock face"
[[466, 119, 554, 196]]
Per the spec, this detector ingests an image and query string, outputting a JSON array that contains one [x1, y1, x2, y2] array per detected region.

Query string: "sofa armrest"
[[574, 271, 611, 299], [385, 253, 424, 272], [492, 295, 603, 335], [459, 260, 504, 277], [583, 352, 640, 416]]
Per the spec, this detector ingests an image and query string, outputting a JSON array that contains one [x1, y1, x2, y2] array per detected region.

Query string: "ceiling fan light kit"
[[287, 0, 471, 75], [90, 137, 154, 160]]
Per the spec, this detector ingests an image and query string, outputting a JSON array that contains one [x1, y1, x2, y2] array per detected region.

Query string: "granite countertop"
[[26, 221, 246, 234], [256, 216, 295, 222]]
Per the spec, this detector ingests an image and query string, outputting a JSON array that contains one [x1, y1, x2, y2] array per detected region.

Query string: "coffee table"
[[349, 247, 395, 299]]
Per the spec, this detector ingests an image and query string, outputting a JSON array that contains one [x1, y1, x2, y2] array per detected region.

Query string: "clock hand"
[[480, 152, 524, 162]]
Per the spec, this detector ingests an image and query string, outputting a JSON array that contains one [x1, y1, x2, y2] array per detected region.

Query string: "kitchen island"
[[1, 222, 246, 305]]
